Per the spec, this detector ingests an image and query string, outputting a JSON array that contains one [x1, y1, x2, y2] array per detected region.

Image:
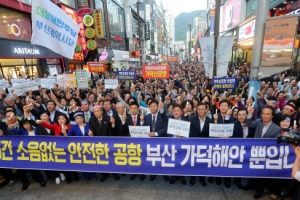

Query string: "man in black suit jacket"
[[103, 100, 118, 116], [126, 101, 145, 181], [141, 99, 168, 181], [189, 103, 213, 187], [69, 100, 94, 122], [112, 102, 129, 137]]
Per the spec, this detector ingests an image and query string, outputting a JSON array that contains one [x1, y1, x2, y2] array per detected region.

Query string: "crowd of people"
[[0, 62, 300, 199]]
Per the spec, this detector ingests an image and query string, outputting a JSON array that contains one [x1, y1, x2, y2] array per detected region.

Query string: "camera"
[[277, 129, 300, 145]]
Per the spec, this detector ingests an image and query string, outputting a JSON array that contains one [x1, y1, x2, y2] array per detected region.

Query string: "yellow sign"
[[83, 15, 93, 27], [93, 10, 105, 38], [86, 39, 97, 50], [85, 28, 95, 39]]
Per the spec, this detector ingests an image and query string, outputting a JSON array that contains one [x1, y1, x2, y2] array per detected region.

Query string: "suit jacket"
[[189, 116, 213, 138], [16, 128, 39, 136], [103, 109, 118, 116], [217, 113, 235, 124], [28, 119, 54, 136], [144, 111, 168, 137], [246, 118, 281, 138], [69, 111, 94, 122], [112, 113, 129, 137], [68, 123, 90, 136], [232, 121, 255, 138], [89, 114, 112, 136], [126, 114, 142, 126]]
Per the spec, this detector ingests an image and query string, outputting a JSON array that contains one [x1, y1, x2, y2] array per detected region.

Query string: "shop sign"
[[99, 51, 109, 60], [145, 22, 150, 41], [85, 28, 95, 39], [93, 10, 105, 38], [61, 5, 77, 23], [77, 8, 93, 57], [83, 15, 94, 27], [86, 39, 97, 50], [13, 47, 40, 55], [125, 8, 133, 39], [221, 0, 243, 32], [87, 62, 106, 72], [167, 56, 178, 62], [238, 19, 256, 41], [145, 4, 150, 22], [142, 64, 170, 79], [77, 0, 89, 9]]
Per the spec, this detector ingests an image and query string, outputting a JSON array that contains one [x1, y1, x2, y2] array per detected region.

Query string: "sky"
[[157, 0, 208, 17]]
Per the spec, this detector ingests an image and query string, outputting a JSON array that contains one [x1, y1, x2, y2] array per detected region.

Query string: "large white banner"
[[217, 36, 234, 77], [31, 0, 80, 59], [199, 37, 214, 79]]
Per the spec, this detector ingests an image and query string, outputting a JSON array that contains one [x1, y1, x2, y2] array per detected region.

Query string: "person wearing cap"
[[67, 111, 96, 184], [70, 100, 94, 123]]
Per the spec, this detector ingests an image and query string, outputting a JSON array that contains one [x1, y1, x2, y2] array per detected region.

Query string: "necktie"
[[242, 125, 246, 138], [133, 116, 136, 126], [152, 116, 156, 132], [99, 120, 102, 129], [85, 113, 89, 123]]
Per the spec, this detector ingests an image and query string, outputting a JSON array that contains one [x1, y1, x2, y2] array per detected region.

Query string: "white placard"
[[76, 70, 88, 89], [105, 79, 118, 89], [31, 0, 80, 59], [129, 126, 150, 138], [10, 78, 26, 85], [12, 80, 39, 96], [40, 78, 57, 89], [167, 119, 190, 138], [0, 79, 10, 88], [209, 123, 234, 137]]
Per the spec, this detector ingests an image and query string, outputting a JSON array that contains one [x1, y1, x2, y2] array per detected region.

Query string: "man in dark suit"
[[103, 100, 118, 116], [246, 105, 281, 199], [142, 99, 168, 181], [89, 105, 115, 182], [112, 102, 129, 137], [189, 103, 213, 187], [212, 99, 235, 188], [70, 100, 94, 122], [126, 101, 145, 181]]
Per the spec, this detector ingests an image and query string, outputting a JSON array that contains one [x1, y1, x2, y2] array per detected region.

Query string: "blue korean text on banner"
[[118, 70, 136, 80], [0, 136, 294, 178], [212, 78, 238, 90]]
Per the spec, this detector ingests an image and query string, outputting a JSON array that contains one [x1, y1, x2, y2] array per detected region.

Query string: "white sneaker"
[[55, 177, 61, 184], [60, 173, 65, 181]]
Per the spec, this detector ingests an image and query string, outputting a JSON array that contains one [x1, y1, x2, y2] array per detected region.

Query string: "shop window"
[[25, 59, 39, 65], [2, 67, 17, 79], [0, 59, 42, 78], [0, 59, 25, 65], [0, 7, 31, 41]]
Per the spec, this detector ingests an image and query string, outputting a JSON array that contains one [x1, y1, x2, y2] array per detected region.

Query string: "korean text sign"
[[142, 64, 170, 79], [31, 0, 80, 59], [118, 71, 136, 80], [209, 124, 234, 137], [212, 78, 237, 90], [0, 136, 294, 178], [105, 79, 118, 89], [87, 62, 106, 73], [167, 119, 190, 138]]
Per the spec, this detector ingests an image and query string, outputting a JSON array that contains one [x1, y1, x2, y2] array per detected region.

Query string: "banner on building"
[[167, 56, 179, 62], [125, 8, 133, 39], [260, 15, 298, 79], [31, 0, 80, 59], [217, 36, 234, 77], [117, 71, 136, 80], [145, 22, 150, 41], [87, 62, 106, 73], [12, 80, 39, 96], [142, 64, 170, 79], [40, 78, 57, 89], [199, 37, 214, 78], [105, 79, 118, 89], [76, 70, 88, 89], [0, 136, 294, 178], [93, 10, 105, 39], [212, 78, 237, 90]]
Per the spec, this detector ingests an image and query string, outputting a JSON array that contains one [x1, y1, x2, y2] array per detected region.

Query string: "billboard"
[[220, 0, 245, 32], [260, 16, 298, 79]]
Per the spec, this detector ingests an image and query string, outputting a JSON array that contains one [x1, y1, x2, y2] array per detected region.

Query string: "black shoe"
[[22, 183, 29, 192], [163, 176, 169, 182], [74, 177, 80, 182], [190, 177, 195, 186], [216, 178, 222, 186], [66, 179, 72, 184], [140, 175, 145, 181], [40, 181, 46, 187], [150, 175, 156, 181], [242, 184, 253, 190], [121, 174, 126, 177], [234, 181, 243, 189], [130, 175, 137, 180], [208, 177, 214, 183], [180, 177, 186, 185], [100, 175, 108, 182], [200, 179, 206, 187], [225, 180, 230, 188], [113, 174, 120, 181], [253, 192, 263, 199], [170, 177, 177, 184]]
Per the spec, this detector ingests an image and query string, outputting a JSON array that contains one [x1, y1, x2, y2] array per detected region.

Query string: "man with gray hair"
[[5, 96, 23, 117]]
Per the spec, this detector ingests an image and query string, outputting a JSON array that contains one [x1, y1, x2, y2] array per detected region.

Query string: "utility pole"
[[213, 0, 220, 77]]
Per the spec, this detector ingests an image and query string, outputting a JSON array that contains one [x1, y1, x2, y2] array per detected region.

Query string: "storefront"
[[112, 50, 129, 70], [0, 6, 63, 78]]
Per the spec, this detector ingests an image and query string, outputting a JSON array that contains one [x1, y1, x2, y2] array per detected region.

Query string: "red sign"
[[87, 62, 106, 73], [142, 64, 170, 79], [61, 5, 78, 23], [77, 8, 93, 58], [167, 56, 179, 62]]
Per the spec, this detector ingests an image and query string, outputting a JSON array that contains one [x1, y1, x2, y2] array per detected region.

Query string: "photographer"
[[292, 145, 300, 181]]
